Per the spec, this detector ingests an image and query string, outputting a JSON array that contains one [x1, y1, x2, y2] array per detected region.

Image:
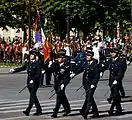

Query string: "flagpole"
[[28, 0, 31, 49], [65, 4, 70, 44]]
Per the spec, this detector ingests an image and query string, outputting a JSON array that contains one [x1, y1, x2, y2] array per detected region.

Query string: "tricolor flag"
[[33, 15, 41, 43]]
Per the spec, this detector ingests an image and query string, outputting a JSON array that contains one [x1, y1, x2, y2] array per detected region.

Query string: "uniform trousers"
[[53, 87, 70, 114], [109, 85, 122, 113], [26, 85, 42, 113], [108, 78, 125, 101], [81, 88, 98, 116], [45, 68, 52, 85], [118, 80, 125, 97]]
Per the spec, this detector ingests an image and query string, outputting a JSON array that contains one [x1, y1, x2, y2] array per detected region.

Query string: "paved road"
[[0, 65, 132, 120]]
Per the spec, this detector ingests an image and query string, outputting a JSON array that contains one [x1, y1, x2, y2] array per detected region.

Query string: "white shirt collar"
[[60, 63, 64, 67], [113, 57, 118, 61], [31, 60, 35, 62], [88, 60, 93, 64]]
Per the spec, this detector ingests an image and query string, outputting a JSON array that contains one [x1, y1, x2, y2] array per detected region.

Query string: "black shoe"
[[23, 111, 29, 116], [79, 109, 83, 114], [46, 83, 53, 87], [115, 111, 123, 116], [62, 110, 71, 116], [39, 85, 46, 87], [107, 98, 112, 104], [61, 109, 65, 112], [46, 83, 53, 85], [53, 108, 55, 112], [81, 114, 87, 119], [51, 113, 57, 118], [108, 111, 113, 116], [33, 111, 42, 116], [121, 95, 125, 98], [91, 113, 99, 118]]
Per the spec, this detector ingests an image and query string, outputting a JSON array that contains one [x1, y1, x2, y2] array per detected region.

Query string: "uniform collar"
[[88, 60, 93, 64], [113, 57, 118, 61], [31, 60, 35, 63], [89, 61, 93, 64], [60, 62, 64, 67]]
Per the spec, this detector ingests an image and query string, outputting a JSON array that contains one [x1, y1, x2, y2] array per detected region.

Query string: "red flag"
[[43, 41, 51, 63], [33, 15, 39, 32]]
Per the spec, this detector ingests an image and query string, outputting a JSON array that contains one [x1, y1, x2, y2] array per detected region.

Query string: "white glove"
[[9, 68, 15, 73], [100, 72, 103, 77], [36, 56, 39, 60], [41, 70, 45, 74], [60, 69, 65, 74], [106, 59, 109, 61], [60, 84, 64, 90], [90, 85, 95, 89], [102, 64, 104, 67], [26, 51, 29, 54], [70, 61, 75, 64], [30, 80, 33, 84], [48, 61, 52, 68], [113, 80, 117, 85], [127, 61, 130, 65], [70, 73, 75, 78], [24, 59, 28, 62]]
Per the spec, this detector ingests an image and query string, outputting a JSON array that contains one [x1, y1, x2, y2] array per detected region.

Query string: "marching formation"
[[8, 39, 131, 120]]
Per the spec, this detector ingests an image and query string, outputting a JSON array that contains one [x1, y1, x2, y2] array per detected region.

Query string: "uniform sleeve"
[[91, 64, 100, 86], [82, 71, 87, 87], [50, 62, 59, 73], [62, 66, 71, 86], [13, 62, 27, 73], [115, 59, 127, 81], [34, 62, 41, 80]]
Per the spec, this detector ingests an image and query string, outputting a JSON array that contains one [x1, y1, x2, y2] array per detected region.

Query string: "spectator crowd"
[[0, 34, 131, 64]]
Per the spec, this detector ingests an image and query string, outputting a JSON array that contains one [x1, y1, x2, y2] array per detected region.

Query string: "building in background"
[[0, 27, 23, 41]]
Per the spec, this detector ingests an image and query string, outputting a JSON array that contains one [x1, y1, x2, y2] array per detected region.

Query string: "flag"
[[41, 28, 46, 43], [33, 9, 46, 43], [38, 14, 46, 43], [33, 15, 39, 32], [35, 31, 41, 43], [43, 40, 50, 63]]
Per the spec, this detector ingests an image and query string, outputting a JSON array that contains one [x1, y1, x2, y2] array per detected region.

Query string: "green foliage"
[[0, 62, 22, 67], [0, 0, 37, 29], [0, 0, 131, 37], [40, 0, 131, 36]]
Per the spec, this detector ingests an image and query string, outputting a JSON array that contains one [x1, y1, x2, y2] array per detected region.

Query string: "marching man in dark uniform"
[[80, 50, 100, 119], [50, 49, 71, 118], [105, 48, 127, 115], [9, 50, 42, 116], [118, 51, 127, 98]]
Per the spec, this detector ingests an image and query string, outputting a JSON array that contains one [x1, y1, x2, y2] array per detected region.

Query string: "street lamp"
[[28, 0, 31, 49], [65, 4, 70, 43]]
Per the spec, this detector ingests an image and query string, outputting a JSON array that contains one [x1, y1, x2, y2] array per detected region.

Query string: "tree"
[[40, 0, 131, 38], [0, 0, 131, 38], [0, 0, 38, 29], [40, 0, 101, 38], [0, 0, 40, 41]]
